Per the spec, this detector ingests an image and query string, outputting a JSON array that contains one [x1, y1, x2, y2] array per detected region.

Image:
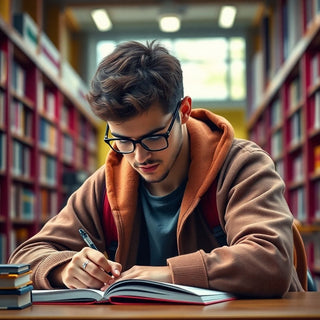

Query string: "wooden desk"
[[0, 292, 319, 320]]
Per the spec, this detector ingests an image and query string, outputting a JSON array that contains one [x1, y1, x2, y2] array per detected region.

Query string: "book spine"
[[315, 145, 320, 173]]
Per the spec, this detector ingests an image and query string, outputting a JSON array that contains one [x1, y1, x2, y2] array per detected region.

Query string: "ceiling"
[[54, 0, 264, 33]]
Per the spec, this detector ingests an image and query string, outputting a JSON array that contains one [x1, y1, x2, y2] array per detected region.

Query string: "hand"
[[100, 265, 171, 291], [51, 247, 122, 290]]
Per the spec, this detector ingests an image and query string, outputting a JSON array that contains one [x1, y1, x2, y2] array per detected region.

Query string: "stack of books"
[[0, 263, 33, 309]]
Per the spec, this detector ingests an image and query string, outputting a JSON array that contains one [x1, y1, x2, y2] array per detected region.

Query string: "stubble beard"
[[137, 139, 184, 185]]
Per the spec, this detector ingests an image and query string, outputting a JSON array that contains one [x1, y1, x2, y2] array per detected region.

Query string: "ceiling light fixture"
[[91, 9, 112, 31], [219, 6, 237, 28], [159, 14, 181, 32]]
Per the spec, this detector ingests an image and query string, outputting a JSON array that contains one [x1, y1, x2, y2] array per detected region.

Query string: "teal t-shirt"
[[138, 180, 187, 266]]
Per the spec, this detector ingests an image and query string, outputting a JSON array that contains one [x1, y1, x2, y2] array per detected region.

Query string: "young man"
[[9, 41, 305, 297]]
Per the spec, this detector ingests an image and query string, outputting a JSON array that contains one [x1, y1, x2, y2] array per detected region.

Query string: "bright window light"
[[219, 6, 237, 28], [159, 15, 181, 32], [91, 9, 112, 31]]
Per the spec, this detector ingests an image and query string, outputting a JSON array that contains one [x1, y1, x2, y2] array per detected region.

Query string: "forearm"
[[9, 241, 75, 289]]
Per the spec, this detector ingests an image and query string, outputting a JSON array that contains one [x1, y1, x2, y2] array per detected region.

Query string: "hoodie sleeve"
[[168, 139, 303, 297], [8, 166, 107, 289]]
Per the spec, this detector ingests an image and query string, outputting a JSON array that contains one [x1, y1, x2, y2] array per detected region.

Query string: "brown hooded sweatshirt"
[[9, 109, 304, 297]]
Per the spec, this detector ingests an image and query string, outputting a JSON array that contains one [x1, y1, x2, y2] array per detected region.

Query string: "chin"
[[141, 171, 170, 184]]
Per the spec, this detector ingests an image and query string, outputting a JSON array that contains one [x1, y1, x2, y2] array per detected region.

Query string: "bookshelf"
[[0, 6, 99, 263], [247, 0, 320, 287]]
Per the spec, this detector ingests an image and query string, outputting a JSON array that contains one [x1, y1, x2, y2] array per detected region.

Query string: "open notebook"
[[32, 279, 236, 305]]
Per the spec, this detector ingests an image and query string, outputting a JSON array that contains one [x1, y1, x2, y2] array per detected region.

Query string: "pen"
[[79, 228, 98, 250], [79, 228, 111, 277]]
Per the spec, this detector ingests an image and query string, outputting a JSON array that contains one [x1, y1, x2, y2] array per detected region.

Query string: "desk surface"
[[0, 292, 319, 320]]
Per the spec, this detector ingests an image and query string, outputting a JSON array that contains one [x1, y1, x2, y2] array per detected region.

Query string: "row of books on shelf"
[[10, 100, 33, 139], [312, 90, 320, 130], [12, 140, 31, 178], [39, 154, 57, 186], [6, 184, 61, 223], [0, 134, 97, 188], [62, 133, 74, 163], [292, 154, 304, 183], [290, 110, 303, 147], [4, 228, 30, 256], [39, 189, 58, 222], [249, 1, 320, 114], [11, 60, 26, 98], [1, 89, 96, 155], [290, 187, 307, 223], [1, 63, 97, 155], [60, 103, 72, 130], [10, 105, 97, 157], [4, 185, 59, 225], [270, 130, 282, 159], [252, 98, 320, 152], [13, 13, 94, 116], [315, 180, 320, 221], [0, 90, 5, 128], [10, 185, 35, 221], [269, 90, 320, 132], [273, 143, 320, 182], [270, 98, 282, 129], [270, 127, 320, 163], [0, 49, 6, 85], [39, 118, 57, 153], [315, 145, 320, 173], [1, 13, 96, 128], [289, 76, 302, 110], [0, 133, 5, 171], [0, 127, 96, 179], [282, 1, 306, 62], [38, 87, 56, 120], [290, 181, 320, 222], [310, 52, 320, 89]]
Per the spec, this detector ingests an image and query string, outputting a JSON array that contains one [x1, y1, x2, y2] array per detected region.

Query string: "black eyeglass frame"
[[104, 100, 182, 154]]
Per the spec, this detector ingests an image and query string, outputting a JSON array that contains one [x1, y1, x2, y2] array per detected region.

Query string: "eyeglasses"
[[104, 101, 181, 154]]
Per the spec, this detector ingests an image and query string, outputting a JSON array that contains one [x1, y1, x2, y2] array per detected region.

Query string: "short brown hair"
[[87, 41, 184, 121]]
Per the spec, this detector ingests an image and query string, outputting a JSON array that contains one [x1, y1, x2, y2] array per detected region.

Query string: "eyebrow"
[[110, 124, 167, 140]]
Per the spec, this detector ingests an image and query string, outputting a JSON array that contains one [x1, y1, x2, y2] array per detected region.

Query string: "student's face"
[[107, 101, 186, 185]]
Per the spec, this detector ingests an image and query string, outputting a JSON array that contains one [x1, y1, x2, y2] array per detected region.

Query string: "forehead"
[[107, 103, 171, 138]]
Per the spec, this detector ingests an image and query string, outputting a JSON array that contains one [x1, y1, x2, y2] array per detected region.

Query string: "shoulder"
[[220, 138, 280, 183], [230, 138, 267, 153], [227, 138, 273, 164]]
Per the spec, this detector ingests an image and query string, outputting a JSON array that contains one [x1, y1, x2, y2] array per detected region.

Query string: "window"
[[96, 37, 246, 103]]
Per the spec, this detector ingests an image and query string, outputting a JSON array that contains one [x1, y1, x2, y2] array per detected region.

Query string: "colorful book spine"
[[315, 145, 320, 173]]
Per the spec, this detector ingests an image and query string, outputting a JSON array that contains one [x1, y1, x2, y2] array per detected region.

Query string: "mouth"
[[138, 163, 159, 174]]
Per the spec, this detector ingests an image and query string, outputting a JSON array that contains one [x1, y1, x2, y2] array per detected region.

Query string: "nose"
[[134, 143, 151, 164]]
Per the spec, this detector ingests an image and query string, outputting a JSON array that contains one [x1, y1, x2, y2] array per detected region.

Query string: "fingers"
[[77, 259, 109, 288], [86, 249, 122, 277], [61, 248, 122, 289]]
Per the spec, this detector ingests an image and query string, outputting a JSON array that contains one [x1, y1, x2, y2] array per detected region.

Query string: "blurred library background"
[[0, 0, 319, 288]]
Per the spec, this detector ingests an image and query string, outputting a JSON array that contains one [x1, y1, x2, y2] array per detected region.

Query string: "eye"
[[117, 139, 132, 145], [143, 135, 162, 142]]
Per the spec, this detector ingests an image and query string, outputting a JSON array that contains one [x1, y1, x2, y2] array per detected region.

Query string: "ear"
[[180, 96, 192, 124]]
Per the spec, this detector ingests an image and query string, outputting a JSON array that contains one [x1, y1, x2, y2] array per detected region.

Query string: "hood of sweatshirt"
[[176, 109, 234, 234]]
